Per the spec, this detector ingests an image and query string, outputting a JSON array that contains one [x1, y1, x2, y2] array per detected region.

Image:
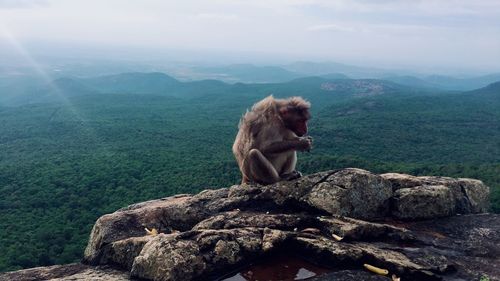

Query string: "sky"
[[0, 0, 499, 72]]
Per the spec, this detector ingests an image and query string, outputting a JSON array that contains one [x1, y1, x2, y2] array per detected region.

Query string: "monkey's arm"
[[261, 138, 310, 154], [260, 140, 298, 154]]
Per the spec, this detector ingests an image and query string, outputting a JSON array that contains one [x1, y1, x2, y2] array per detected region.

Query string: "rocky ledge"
[[1, 168, 497, 281]]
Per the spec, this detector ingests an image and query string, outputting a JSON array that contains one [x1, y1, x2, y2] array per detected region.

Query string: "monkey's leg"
[[279, 152, 302, 181], [244, 149, 281, 185]]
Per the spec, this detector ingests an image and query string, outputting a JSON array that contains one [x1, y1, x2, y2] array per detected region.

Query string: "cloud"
[[307, 23, 355, 32], [0, 0, 49, 9], [192, 13, 239, 21], [0, 0, 498, 72]]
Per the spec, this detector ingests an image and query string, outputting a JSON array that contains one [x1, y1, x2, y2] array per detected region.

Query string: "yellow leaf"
[[332, 233, 343, 241], [300, 228, 321, 234], [145, 227, 158, 236], [364, 264, 389, 275]]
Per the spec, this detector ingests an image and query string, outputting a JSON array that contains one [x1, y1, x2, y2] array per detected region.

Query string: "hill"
[[383, 73, 500, 91], [423, 73, 500, 91], [280, 61, 500, 90], [0, 72, 430, 107], [0, 74, 498, 272], [83, 72, 181, 94], [312, 85, 500, 163], [469, 80, 500, 96], [382, 75, 440, 89], [283, 61, 395, 78], [190, 64, 302, 83]]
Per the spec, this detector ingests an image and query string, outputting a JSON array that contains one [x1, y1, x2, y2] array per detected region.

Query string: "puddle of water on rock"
[[222, 253, 332, 281]]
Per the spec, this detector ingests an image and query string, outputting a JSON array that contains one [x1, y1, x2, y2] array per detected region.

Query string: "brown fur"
[[233, 95, 311, 184]]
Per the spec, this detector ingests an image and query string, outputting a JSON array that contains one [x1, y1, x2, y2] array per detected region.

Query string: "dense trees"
[[0, 79, 498, 272]]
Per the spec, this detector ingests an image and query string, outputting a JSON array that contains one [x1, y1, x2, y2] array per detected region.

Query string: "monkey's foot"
[[280, 171, 302, 181]]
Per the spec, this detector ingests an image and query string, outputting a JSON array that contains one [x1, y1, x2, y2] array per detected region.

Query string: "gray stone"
[[382, 173, 490, 215], [305, 168, 393, 219], [392, 185, 456, 219], [0, 264, 130, 281]]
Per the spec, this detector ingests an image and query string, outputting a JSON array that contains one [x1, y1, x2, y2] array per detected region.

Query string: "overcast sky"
[[0, 0, 499, 72]]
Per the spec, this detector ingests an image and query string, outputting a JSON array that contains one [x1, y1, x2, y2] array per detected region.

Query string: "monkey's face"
[[282, 107, 310, 136]]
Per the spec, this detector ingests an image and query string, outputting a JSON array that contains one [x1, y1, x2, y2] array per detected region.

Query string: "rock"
[[0, 264, 129, 281], [458, 178, 490, 213], [381, 173, 490, 214], [380, 173, 423, 190], [130, 228, 279, 281], [1, 168, 494, 281], [392, 185, 456, 219], [83, 189, 233, 264], [317, 216, 414, 241], [83, 194, 196, 264], [304, 168, 393, 219], [192, 211, 313, 231], [293, 236, 429, 277], [83, 168, 396, 265], [308, 270, 389, 281], [227, 168, 393, 219], [98, 236, 152, 269], [130, 233, 208, 281], [385, 214, 500, 281]]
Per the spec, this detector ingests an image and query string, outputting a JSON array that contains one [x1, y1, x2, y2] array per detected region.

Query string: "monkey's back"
[[232, 96, 281, 169], [232, 112, 257, 168]]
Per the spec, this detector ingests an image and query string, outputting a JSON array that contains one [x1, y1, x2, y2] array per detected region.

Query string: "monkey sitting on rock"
[[233, 95, 312, 185]]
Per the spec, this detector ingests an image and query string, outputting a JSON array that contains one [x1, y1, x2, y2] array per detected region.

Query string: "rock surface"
[[1, 168, 495, 281], [381, 173, 490, 217], [0, 264, 129, 281]]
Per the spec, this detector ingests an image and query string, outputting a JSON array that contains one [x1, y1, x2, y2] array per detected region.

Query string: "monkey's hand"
[[296, 136, 313, 151]]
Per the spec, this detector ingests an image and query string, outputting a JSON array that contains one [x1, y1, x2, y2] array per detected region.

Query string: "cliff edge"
[[1, 168, 497, 281]]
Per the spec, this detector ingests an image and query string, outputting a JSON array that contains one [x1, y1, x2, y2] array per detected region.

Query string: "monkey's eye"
[[292, 107, 303, 115], [301, 110, 311, 120], [298, 109, 308, 118], [288, 106, 309, 120]]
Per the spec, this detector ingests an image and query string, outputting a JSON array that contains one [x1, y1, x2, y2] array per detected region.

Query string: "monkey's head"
[[279, 97, 311, 137]]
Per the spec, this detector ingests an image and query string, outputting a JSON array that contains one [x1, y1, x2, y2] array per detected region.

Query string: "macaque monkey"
[[233, 95, 312, 185]]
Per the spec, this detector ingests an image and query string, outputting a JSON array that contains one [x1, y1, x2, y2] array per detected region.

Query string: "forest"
[[0, 74, 498, 272]]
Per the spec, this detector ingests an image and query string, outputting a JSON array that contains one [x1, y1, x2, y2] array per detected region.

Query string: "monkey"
[[232, 95, 312, 185]]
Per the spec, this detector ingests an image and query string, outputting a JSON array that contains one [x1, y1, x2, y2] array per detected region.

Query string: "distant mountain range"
[[1, 70, 499, 107], [190, 64, 302, 83], [283, 61, 394, 78], [171, 62, 500, 91], [0, 72, 414, 106], [3, 60, 499, 91], [421, 73, 500, 90]]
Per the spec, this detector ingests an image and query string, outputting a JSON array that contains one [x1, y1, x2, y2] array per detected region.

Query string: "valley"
[[0, 71, 498, 272]]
